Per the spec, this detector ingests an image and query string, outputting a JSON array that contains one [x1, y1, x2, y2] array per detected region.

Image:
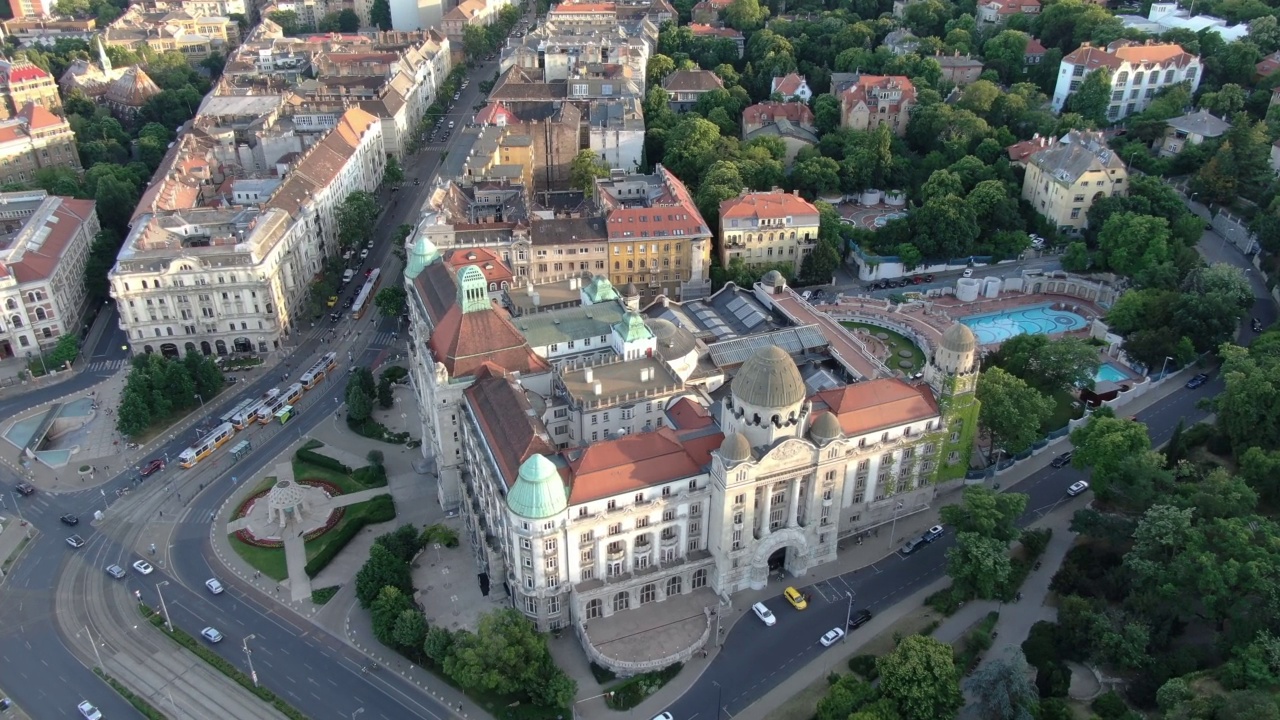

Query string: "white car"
[[819, 627, 846, 647], [1067, 480, 1090, 497], [651, 713, 674, 720], [962, 268, 974, 278], [201, 627, 224, 643], [105, 564, 125, 579], [133, 560, 154, 575], [78, 700, 102, 720], [205, 578, 224, 594], [359, 248, 369, 260], [752, 602, 776, 626]]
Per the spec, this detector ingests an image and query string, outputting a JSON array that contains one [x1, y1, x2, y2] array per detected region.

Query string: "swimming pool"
[[1094, 362, 1128, 383], [960, 304, 1088, 345]]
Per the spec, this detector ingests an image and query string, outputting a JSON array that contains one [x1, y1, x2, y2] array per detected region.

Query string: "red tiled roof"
[[1258, 51, 1280, 77], [841, 75, 916, 111], [443, 247, 514, 287], [721, 188, 818, 222], [688, 23, 742, 39], [464, 365, 556, 487], [474, 101, 518, 125], [772, 73, 807, 96], [1006, 134, 1054, 163], [11, 197, 95, 284], [742, 101, 814, 128], [602, 166, 710, 241], [5, 63, 50, 83], [552, 2, 616, 11], [567, 427, 709, 503], [17, 102, 63, 129], [1025, 37, 1046, 55], [812, 379, 940, 437], [666, 397, 714, 430], [978, 0, 1040, 14]]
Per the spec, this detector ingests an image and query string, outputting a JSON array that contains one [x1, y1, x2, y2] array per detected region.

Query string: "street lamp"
[[1160, 355, 1173, 379], [243, 634, 259, 687], [351, 709, 365, 720], [10, 492, 30, 538], [155, 581, 173, 633], [711, 680, 724, 720], [844, 592, 854, 643], [194, 394, 204, 410], [887, 500, 905, 551]]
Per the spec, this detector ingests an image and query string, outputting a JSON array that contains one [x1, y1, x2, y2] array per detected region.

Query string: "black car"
[[1252, 317, 1264, 332], [14, 482, 34, 496], [60, 514, 78, 526], [848, 609, 873, 629], [1050, 451, 1073, 468], [1185, 373, 1209, 389]]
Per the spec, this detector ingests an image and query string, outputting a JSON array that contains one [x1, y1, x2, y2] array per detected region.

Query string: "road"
[[0, 53, 505, 720], [661, 230, 1274, 720]]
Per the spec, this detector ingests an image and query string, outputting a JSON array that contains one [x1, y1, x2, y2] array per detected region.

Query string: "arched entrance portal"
[[201, 341, 212, 356], [233, 336, 252, 353], [159, 343, 179, 358], [748, 527, 811, 591]]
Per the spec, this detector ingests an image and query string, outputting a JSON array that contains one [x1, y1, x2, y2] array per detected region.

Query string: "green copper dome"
[[613, 311, 653, 343], [506, 454, 567, 519], [403, 232, 440, 281], [583, 276, 619, 303]]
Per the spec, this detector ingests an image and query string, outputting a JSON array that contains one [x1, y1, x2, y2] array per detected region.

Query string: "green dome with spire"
[[506, 454, 568, 519], [403, 231, 440, 281], [613, 311, 653, 343]]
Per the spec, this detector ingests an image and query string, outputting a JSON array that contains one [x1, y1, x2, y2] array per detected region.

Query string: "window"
[[666, 576, 682, 596], [525, 596, 537, 613], [544, 539, 557, 553], [521, 538, 531, 549], [548, 596, 561, 615], [692, 568, 707, 588], [640, 583, 656, 604], [613, 592, 629, 612], [582, 548, 594, 565], [609, 523, 622, 535], [586, 599, 603, 618], [732, 529, 742, 551], [607, 499, 616, 510], [580, 530, 594, 544]]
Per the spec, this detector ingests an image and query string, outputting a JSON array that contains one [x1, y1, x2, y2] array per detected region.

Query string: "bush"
[[295, 445, 351, 474], [1035, 660, 1072, 698], [347, 415, 410, 444], [311, 586, 340, 604], [305, 495, 397, 577], [1019, 527, 1053, 558], [93, 668, 167, 719], [1092, 690, 1130, 719], [590, 661, 616, 684], [367, 449, 384, 465], [352, 462, 388, 488], [925, 585, 965, 615], [604, 663, 682, 710], [421, 523, 460, 548], [381, 366, 408, 383], [847, 654, 879, 680]]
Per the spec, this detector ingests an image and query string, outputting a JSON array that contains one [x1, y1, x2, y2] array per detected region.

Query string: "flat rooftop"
[[560, 355, 678, 408]]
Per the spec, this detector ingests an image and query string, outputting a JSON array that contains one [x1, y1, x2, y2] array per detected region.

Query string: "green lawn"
[[1042, 389, 1085, 433], [228, 534, 290, 581], [839, 321, 927, 373], [303, 494, 389, 564], [292, 459, 366, 494]]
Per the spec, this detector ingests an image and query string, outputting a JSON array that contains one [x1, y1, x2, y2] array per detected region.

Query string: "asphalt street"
[[0, 57, 504, 720], [661, 233, 1274, 720]]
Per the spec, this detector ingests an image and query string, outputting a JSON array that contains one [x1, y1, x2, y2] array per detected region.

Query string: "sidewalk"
[[619, 363, 1202, 720]]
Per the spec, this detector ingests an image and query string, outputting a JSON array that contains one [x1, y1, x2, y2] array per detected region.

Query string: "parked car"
[[14, 482, 34, 496], [78, 700, 102, 720], [60, 514, 78, 526], [848, 609, 873, 629], [359, 248, 369, 260], [206, 578, 225, 594], [1067, 480, 1090, 497], [900, 537, 925, 555], [651, 713, 673, 720], [922, 525, 945, 542], [132, 560, 154, 575], [105, 564, 125, 579], [326, 295, 338, 307], [66, 535, 85, 548], [1185, 373, 1209, 389], [819, 627, 846, 647], [140, 458, 165, 476], [1050, 451, 1073, 468], [784, 586, 808, 610], [752, 602, 777, 626], [1252, 317, 1263, 333], [923, 274, 935, 282], [200, 627, 224, 643]]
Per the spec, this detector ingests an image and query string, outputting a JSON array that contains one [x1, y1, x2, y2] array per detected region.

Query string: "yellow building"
[[104, 7, 239, 61], [718, 188, 820, 271], [595, 164, 713, 301], [461, 125, 534, 188], [1021, 130, 1127, 234]]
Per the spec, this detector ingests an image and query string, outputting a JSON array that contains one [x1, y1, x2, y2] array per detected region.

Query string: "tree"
[[940, 486, 1028, 544], [337, 8, 360, 31], [370, 586, 415, 646], [1097, 212, 1172, 279], [347, 383, 374, 422], [987, 335, 1101, 394], [983, 31, 1030, 84], [723, 0, 768, 31], [1069, 414, 1153, 493], [392, 608, 427, 653], [569, 150, 610, 195], [370, 0, 392, 30], [976, 368, 1054, 458], [94, 174, 141, 236], [876, 635, 962, 720], [355, 543, 413, 608], [947, 531, 1014, 598], [463, 25, 491, 59], [375, 287, 407, 318], [45, 334, 80, 370], [442, 608, 558, 697], [1066, 68, 1111, 125], [268, 9, 307, 34], [817, 674, 878, 720], [384, 155, 404, 185], [338, 191, 379, 248], [375, 523, 424, 563], [966, 652, 1038, 720], [423, 626, 455, 664]]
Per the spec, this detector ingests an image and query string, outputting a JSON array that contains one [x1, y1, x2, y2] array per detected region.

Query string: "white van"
[[752, 602, 776, 626]]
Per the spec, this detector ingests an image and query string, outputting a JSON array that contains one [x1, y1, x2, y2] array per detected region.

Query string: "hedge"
[[604, 662, 683, 710], [352, 462, 388, 488], [295, 445, 351, 474], [93, 668, 169, 720], [347, 415, 410, 444], [305, 494, 397, 577], [138, 605, 309, 720], [311, 586, 340, 604]]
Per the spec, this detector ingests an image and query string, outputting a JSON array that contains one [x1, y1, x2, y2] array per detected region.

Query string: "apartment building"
[[502, 9, 653, 90], [594, 165, 713, 301], [0, 59, 61, 120], [6, 0, 50, 19], [462, 125, 535, 188], [661, 69, 723, 113], [0, 104, 81, 186], [588, 98, 644, 174], [0, 191, 97, 357], [109, 108, 385, 357], [417, 180, 532, 282], [976, 0, 1039, 24], [103, 6, 241, 60], [718, 189, 820, 271], [1020, 130, 1128, 234], [1050, 40, 1201, 121], [831, 74, 916, 136]]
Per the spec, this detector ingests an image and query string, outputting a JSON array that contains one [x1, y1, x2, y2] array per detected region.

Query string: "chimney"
[[594, 381, 603, 395], [584, 367, 593, 382]]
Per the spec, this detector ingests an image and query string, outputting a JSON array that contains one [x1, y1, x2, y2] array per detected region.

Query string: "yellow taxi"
[[326, 295, 338, 307], [784, 586, 807, 610]]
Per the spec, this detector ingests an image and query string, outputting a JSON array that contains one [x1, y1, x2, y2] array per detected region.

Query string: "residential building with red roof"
[[6, 0, 50, 19], [1025, 36, 1047, 66], [742, 101, 815, 135], [0, 102, 80, 186], [0, 59, 60, 119], [976, 0, 1039, 24], [0, 191, 98, 357], [835, 74, 916, 136], [718, 189, 820, 270], [771, 72, 812, 102], [688, 23, 744, 58], [593, 164, 714, 301], [442, 247, 516, 296], [1257, 50, 1280, 81], [1051, 40, 1201, 120]]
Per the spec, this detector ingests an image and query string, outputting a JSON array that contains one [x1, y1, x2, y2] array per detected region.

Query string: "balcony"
[[606, 545, 626, 562], [660, 533, 679, 548]]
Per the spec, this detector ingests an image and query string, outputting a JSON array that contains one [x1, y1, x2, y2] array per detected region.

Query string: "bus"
[[178, 422, 235, 468], [283, 382, 304, 405], [220, 397, 257, 426], [350, 269, 382, 320], [275, 405, 295, 424], [301, 352, 339, 389], [231, 388, 280, 429]]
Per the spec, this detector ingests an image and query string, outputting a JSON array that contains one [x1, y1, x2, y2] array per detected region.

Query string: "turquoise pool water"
[[961, 304, 1089, 345], [1094, 362, 1128, 383]]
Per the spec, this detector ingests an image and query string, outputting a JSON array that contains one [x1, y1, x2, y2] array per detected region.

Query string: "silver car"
[[201, 627, 224, 643], [105, 564, 125, 579]]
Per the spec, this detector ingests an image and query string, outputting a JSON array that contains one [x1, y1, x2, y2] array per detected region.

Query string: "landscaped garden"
[[839, 320, 926, 374], [227, 440, 396, 582]]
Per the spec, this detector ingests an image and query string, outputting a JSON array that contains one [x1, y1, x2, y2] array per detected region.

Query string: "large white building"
[[109, 108, 385, 357], [404, 232, 981, 668], [0, 191, 98, 358], [1051, 40, 1201, 121]]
